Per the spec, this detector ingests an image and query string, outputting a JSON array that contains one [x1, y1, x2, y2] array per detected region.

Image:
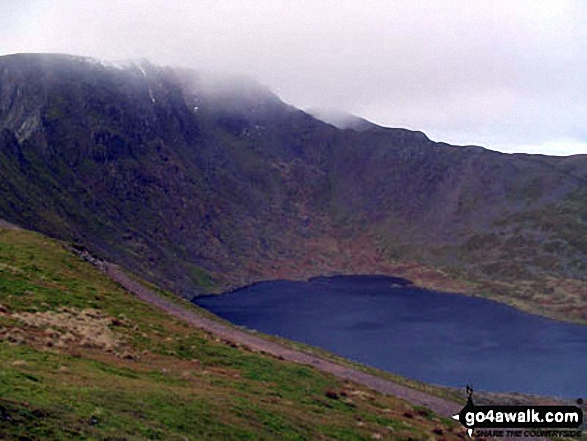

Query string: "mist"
[[2, 0, 586, 155]]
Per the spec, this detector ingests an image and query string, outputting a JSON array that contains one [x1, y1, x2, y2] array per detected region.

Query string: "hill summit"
[[0, 53, 586, 322]]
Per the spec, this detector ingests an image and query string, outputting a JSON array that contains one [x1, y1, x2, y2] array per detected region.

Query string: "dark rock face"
[[0, 53, 585, 316]]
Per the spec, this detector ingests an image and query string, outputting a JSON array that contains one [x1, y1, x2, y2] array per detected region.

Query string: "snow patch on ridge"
[[136, 63, 156, 104]]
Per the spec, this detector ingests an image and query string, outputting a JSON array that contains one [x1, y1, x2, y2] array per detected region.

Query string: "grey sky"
[[2, 0, 586, 155]]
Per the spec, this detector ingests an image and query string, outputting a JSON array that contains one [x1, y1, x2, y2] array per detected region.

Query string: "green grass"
[[0, 228, 462, 440], [422, 187, 587, 326], [188, 265, 215, 290]]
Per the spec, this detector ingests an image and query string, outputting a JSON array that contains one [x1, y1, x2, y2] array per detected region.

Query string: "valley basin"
[[195, 275, 587, 398]]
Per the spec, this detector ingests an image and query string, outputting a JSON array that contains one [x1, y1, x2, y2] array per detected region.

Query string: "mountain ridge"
[[0, 52, 585, 323]]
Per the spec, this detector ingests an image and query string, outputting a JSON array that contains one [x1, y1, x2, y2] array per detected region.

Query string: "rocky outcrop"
[[0, 53, 585, 321]]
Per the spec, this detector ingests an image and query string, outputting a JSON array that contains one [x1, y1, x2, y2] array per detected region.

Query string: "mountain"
[[0, 53, 586, 323]]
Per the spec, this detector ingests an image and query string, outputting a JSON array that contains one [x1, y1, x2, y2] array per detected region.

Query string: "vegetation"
[[451, 187, 587, 325], [0, 227, 462, 440], [1, 54, 585, 325]]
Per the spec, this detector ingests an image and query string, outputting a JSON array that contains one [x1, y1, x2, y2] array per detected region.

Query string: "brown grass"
[[12, 308, 123, 351]]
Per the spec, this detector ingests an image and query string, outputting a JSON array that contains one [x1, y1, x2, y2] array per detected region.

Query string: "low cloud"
[[1, 0, 586, 155]]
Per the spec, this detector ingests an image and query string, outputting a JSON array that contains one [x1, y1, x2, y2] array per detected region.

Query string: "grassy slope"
[[451, 187, 587, 325], [0, 227, 462, 440]]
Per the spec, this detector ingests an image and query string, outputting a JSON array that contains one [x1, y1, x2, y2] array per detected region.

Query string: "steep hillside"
[[0, 226, 463, 440], [0, 53, 585, 322]]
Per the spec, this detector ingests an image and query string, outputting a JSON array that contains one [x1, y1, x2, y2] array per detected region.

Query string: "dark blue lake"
[[194, 275, 587, 398]]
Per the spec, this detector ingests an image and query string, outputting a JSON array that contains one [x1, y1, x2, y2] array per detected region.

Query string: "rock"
[[432, 427, 444, 435], [43, 328, 60, 338], [325, 390, 339, 400]]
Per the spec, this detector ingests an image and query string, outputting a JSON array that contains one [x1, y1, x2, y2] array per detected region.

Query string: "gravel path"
[[100, 260, 550, 439], [103, 262, 462, 418], [0, 219, 19, 229]]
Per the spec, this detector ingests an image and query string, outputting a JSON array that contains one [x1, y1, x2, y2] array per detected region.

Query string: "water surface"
[[195, 275, 587, 398]]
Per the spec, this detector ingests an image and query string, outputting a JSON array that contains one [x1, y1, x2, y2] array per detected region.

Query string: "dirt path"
[[101, 262, 553, 440], [102, 262, 462, 418], [0, 219, 20, 229]]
